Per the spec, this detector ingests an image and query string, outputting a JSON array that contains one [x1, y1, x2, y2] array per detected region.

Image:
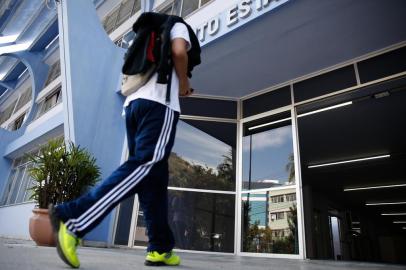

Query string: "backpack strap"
[[166, 65, 172, 105]]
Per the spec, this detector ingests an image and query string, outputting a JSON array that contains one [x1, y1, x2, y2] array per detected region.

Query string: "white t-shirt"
[[123, 23, 191, 113]]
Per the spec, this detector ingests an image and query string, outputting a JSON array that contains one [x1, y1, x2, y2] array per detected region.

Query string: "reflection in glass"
[[8, 167, 25, 204], [134, 208, 148, 246], [0, 169, 16, 205], [242, 188, 298, 254], [169, 120, 236, 191], [243, 124, 295, 190], [15, 164, 32, 203], [181, 0, 199, 17], [114, 195, 135, 246], [168, 190, 235, 253]]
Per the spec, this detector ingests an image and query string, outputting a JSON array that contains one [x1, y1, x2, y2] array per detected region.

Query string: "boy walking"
[[49, 12, 200, 268]]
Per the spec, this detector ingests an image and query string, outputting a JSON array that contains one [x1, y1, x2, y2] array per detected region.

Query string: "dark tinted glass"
[[243, 86, 291, 118], [180, 97, 237, 119], [358, 46, 406, 84], [293, 66, 357, 102], [168, 190, 235, 252], [114, 195, 135, 245]]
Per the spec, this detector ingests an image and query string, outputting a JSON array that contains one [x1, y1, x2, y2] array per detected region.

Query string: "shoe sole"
[[49, 205, 78, 268], [145, 260, 166, 266], [144, 260, 179, 266]]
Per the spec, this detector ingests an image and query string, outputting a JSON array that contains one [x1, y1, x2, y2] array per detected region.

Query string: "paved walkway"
[[1, 238, 405, 270]]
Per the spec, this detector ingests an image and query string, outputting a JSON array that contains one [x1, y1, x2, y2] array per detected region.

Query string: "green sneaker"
[[145, 250, 181, 266], [49, 204, 80, 268]]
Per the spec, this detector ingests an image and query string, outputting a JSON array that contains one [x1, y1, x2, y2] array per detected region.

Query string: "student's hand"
[[179, 78, 193, 97]]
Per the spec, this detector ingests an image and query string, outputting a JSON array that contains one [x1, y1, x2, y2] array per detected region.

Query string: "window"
[[241, 112, 299, 254], [181, 0, 199, 17], [169, 191, 235, 252], [14, 87, 32, 112], [36, 87, 62, 119], [0, 100, 17, 125], [0, 88, 32, 130], [9, 113, 26, 131], [116, 30, 135, 49], [242, 112, 295, 190], [272, 229, 285, 238], [44, 61, 61, 87], [157, 0, 210, 17], [116, 0, 135, 26], [285, 193, 296, 202], [0, 157, 34, 206], [102, 0, 141, 34], [271, 212, 285, 221], [271, 195, 284, 203], [168, 120, 236, 191], [134, 191, 235, 253], [104, 7, 120, 34]]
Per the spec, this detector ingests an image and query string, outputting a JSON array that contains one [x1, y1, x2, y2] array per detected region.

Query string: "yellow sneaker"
[[49, 204, 80, 268], [145, 250, 181, 266]]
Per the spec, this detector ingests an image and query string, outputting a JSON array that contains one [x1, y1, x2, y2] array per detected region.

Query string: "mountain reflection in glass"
[[169, 120, 236, 191]]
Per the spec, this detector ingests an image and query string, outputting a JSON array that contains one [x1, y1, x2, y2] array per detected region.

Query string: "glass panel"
[[133, 191, 235, 252], [23, 177, 35, 202], [10, 113, 25, 131], [0, 100, 17, 125], [201, 0, 211, 6], [45, 61, 60, 87], [116, 0, 133, 26], [121, 31, 135, 49], [181, 0, 199, 17], [168, 190, 235, 252], [37, 87, 62, 118], [131, 0, 141, 15], [15, 87, 32, 112], [0, 169, 17, 205], [104, 7, 120, 34], [114, 195, 135, 245], [242, 120, 295, 190], [7, 166, 25, 204], [172, 0, 182, 16], [35, 100, 45, 119], [133, 208, 148, 246], [15, 164, 32, 203], [159, 4, 174, 15], [241, 188, 299, 254], [169, 120, 236, 191], [56, 88, 62, 104]]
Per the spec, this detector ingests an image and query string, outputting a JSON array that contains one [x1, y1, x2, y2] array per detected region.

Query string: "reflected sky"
[[172, 120, 231, 171], [242, 125, 293, 186]]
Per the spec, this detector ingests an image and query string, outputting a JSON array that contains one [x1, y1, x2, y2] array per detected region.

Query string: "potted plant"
[[27, 138, 100, 246]]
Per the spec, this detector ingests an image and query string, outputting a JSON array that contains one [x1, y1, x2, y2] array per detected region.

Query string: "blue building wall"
[[58, 0, 126, 243], [0, 51, 50, 197]]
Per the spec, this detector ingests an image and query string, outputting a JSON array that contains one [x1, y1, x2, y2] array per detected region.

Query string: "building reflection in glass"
[[242, 188, 298, 254], [242, 119, 298, 254]]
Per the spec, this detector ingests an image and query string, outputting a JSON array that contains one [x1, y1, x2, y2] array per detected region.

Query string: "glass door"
[[239, 110, 304, 257]]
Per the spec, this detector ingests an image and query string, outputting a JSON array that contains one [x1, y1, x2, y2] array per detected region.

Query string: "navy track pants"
[[56, 99, 179, 253]]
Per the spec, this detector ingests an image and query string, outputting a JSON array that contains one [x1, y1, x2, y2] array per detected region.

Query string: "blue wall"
[[0, 51, 49, 197], [59, 0, 126, 243]]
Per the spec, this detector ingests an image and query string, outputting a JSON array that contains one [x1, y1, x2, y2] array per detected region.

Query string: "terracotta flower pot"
[[29, 208, 56, 246]]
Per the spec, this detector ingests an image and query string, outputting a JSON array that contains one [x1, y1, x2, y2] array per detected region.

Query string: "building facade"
[[0, 0, 405, 264]]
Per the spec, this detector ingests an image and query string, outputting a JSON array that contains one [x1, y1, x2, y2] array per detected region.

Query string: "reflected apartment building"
[[0, 0, 406, 265]]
